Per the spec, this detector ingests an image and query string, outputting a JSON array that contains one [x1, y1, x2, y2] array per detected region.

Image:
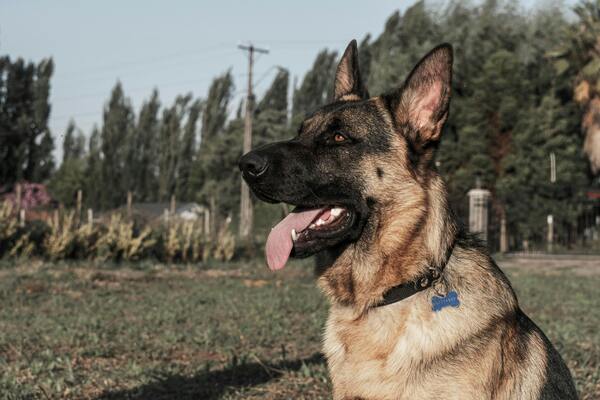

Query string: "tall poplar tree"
[[100, 82, 134, 209]]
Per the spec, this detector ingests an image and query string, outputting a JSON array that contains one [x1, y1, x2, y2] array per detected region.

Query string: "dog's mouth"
[[265, 205, 355, 270]]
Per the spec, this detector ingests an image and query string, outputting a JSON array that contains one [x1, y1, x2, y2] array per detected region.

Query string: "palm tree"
[[551, 0, 600, 174]]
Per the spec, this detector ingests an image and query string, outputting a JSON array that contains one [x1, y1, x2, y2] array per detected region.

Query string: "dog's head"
[[239, 40, 452, 271]]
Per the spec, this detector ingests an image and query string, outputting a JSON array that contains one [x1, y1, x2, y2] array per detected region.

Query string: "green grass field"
[[0, 257, 598, 399]]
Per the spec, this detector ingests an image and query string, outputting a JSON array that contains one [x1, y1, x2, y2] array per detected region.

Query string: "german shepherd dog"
[[239, 41, 577, 399]]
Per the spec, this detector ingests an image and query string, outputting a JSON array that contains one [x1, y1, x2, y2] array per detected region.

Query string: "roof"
[[125, 202, 206, 218], [0, 182, 54, 210]]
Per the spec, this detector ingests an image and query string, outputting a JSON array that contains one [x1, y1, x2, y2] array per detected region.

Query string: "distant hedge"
[[0, 201, 235, 263]]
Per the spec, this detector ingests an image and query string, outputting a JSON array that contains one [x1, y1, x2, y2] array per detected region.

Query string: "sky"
[[0, 0, 576, 160]]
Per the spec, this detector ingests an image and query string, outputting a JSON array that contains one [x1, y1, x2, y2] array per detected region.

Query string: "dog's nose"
[[239, 152, 269, 177]]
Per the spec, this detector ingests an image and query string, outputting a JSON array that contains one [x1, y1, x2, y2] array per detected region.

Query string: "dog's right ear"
[[383, 44, 453, 149], [333, 40, 369, 101]]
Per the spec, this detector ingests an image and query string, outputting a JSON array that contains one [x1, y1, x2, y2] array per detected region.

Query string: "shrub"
[[0, 204, 237, 264]]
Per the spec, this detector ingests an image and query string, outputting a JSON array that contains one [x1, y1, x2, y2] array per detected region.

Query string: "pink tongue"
[[265, 208, 325, 270]]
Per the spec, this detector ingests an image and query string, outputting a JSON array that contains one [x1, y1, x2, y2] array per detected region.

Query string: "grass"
[[0, 257, 598, 399]]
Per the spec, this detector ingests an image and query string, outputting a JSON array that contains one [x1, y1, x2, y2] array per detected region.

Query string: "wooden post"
[[238, 43, 268, 241], [87, 208, 93, 228], [500, 214, 508, 253], [209, 194, 216, 239], [170, 194, 176, 216], [76, 189, 83, 225], [547, 214, 554, 252], [127, 191, 133, 220], [164, 209, 170, 226], [467, 185, 491, 242], [19, 209, 25, 227], [203, 208, 210, 237], [15, 183, 22, 213]]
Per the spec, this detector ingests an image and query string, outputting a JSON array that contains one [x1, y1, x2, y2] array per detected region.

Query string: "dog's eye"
[[333, 133, 347, 143]]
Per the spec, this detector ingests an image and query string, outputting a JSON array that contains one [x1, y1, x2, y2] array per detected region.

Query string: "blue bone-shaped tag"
[[431, 290, 460, 312]]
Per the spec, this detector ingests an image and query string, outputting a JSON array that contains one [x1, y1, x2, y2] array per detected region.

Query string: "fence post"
[[547, 214, 554, 252], [15, 183, 22, 213], [127, 191, 132, 220], [500, 214, 508, 253], [76, 189, 83, 225], [204, 208, 210, 238], [19, 209, 25, 227], [467, 182, 491, 243], [170, 194, 176, 215], [87, 208, 93, 228]]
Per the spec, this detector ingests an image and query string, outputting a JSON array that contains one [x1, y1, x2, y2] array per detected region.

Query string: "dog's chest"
[[323, 301, 486, 400]]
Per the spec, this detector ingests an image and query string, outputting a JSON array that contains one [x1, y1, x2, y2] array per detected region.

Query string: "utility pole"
[[238, 43, 269, 241]]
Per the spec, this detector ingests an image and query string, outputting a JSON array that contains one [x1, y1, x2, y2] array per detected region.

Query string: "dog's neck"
[[317, 173, 457, 312]]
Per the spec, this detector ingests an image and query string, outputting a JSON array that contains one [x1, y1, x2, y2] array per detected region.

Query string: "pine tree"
[[62, 120, 77, 163], [34, 131, 55, 182], [291, 50, 337, 127], [255, 68, 290, 146], [133, 89, 161, 201], [0, 57, 35, 184], [100, 82, 134, 209], [201, 70, 234, 142], [29, 58, 54, 182], [85, 126, 102, 209], [189, 73, 234, 202], [49, 121, 87, 207], [158, 94, 191, 202], [177, 98, 202, 201], [0, 56, 56, 185], [551, 0, 600, 174]]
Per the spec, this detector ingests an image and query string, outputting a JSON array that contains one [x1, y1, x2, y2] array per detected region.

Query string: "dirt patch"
[[498, 256, 600, 276]]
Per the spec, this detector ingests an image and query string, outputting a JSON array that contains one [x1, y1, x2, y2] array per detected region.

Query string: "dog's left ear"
[[384, 44, 453, 147], [333, 40, 369, 101]]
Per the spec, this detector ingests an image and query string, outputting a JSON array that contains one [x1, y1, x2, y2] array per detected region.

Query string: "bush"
[[0, 201, 237, 264]]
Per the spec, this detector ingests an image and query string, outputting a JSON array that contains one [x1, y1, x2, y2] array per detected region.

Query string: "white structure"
[[467, 187, 491, 242]]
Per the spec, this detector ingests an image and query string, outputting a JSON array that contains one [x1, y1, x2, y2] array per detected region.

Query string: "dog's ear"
[[333, 40, 369, 101], [383, 44, 453, 147]]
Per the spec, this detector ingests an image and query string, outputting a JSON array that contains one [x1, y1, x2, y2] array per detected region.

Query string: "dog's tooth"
[[291, 229, 298, 241], [316, 219, 325, 226], [331, 207, 342, 217], [309, 223, 316, 229]]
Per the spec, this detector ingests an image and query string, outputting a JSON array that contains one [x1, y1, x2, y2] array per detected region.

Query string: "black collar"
[[373, 238, 456, 308], [373, 268, 441, 308]]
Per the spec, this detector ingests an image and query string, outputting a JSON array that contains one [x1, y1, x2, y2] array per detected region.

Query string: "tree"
[[291, 50, 338, 127], [196, 117, 243, 223], [49, 120, 87, 207], [254, 68, 290, 146], [62, 120, 85, 163], [497, 93, 587, 245], [34, 131, 55, 182], [100, 82, 134, 209], [177, 98, 202, 201], [158, 94, 191, 202], [0, 56, 55, 185], [551, 0, 600, 174], [130, 89, 161, 201], [29, 58, 55, 181], [200, 70, 234, 142], [189, 73, 235, 202], [85, 126, 102, 209]]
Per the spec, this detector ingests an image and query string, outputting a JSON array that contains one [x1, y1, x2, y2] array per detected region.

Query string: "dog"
[[239, 40, 578, 399]]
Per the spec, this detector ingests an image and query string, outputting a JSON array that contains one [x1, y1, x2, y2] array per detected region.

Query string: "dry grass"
[[0, 257, 598, 399]]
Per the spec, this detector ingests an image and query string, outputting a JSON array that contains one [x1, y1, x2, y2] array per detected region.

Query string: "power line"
[[54, 44, 237, 79], [52, 72, 250, 103]]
